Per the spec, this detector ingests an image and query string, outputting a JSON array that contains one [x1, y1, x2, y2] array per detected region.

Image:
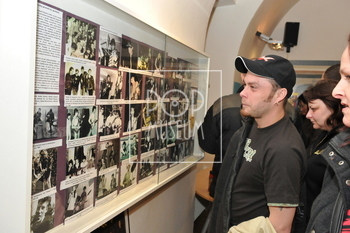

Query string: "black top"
[[197, 94, 242, 197]]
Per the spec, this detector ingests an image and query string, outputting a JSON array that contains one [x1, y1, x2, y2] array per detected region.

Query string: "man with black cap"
[[208, 55, 307, 233]]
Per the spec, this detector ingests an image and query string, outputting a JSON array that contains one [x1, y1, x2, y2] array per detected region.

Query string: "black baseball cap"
[[235, 55, 296, 98]]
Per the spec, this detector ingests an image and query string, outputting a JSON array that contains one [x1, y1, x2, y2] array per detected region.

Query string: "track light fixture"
[[255, 31, 284, 51]]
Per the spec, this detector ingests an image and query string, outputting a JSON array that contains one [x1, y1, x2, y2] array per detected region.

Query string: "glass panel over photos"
[[32, 1, 209, 232]]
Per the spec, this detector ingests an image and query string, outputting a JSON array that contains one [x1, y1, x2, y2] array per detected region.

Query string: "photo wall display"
[[31, 1, 205, 232]]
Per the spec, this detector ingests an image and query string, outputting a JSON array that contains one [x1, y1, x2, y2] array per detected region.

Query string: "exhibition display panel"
[[31, 0, 209, 232]]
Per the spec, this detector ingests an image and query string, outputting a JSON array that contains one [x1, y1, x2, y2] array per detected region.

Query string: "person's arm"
[[268, 206, 296, 233], [197, 106, 219, 154]]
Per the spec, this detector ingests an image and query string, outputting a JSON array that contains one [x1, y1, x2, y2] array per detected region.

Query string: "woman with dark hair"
[[306, 36, 350, 232], [294, 79, 344, 232]]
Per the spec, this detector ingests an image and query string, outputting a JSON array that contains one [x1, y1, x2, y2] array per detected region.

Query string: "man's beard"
[[240, 108, 251, 117]]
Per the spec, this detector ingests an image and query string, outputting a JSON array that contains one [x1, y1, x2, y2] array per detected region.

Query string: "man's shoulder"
[[212, 94, 241, 115]]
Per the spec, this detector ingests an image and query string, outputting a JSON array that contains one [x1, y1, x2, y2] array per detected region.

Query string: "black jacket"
[[197, 94, 242, 197], [207, 117, 253, 233], [306, 128, 350, 233]]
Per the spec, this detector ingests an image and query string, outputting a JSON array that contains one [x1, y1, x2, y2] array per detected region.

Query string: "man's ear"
[[277, 88, 287, 102]]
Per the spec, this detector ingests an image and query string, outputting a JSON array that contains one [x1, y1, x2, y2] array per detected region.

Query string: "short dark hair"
[[323, 64, 341, 81]]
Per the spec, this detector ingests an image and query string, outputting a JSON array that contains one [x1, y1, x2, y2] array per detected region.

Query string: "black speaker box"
[[283, 22, 300, 47]]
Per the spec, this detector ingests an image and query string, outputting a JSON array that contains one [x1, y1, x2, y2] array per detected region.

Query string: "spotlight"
[[256, 31, 284, 51]]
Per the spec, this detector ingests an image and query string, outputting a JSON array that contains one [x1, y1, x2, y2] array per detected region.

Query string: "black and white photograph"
[[176, 142, 186, 161], [166, 124, 177, 146], [157, 101, 170, 125], [119, 159, 138, 191], [125, 73, 142, 100], [64, 62, 96, 96], [190, 87, 198, 106], [183, 62, 193, 80], [159, 77, 170, 98], [140, 128, 155, 154], [30, 194, 55, 233], [98, 104, 123, 137], [65, 179, 94, 219], [169, 100, 179, 123], [154, 126, 167, 150], [168, 145, 180, 165], [177, 126, 191, 142], [165, 55, 178, 79], [183, 81, 191, 100], [178, 101, 189, 123], [184, 139, 194, 159], [124, 104, 142, 133], [162, 77, 175, 99], [99, 29, 121, 68], [172, 78, 183, 98], [152, 49, 164, 74], [144, 76, 158, 100], [66, 144, 96, 179], [139, 153, 154, 181], [120, 134, 139, 161], [114, 71, 123, 99], [32, 147, 58, 195], [65, 16, 97, 60], [142, 102, 158, 128], [176, 58, 186, 78], [188, 139, 195, 157], [100, 68, 123, 100], [180, 124, 191, 141], [155, 149, 168, 172], [33, 106, 58, 141], [66, 106, 97, 140], [120, 36, 138, 69], [96, 139, 119, 173], [96, 169, 118, 199], [137, 43, 152, 71]]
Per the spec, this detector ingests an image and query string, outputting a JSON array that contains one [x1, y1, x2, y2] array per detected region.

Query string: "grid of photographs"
[[31, 2, 201, 232]]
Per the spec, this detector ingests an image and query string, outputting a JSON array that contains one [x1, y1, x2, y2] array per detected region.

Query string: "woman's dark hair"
[[303, 79, 343, 128], [298, 92, 307, 104]]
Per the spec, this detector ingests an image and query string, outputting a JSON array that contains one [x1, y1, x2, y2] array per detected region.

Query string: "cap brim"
[[235, 56, 272, 79], [235, 56, 249, 73]]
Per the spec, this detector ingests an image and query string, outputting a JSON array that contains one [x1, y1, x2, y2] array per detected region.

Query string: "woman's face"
[[306, 99, 333, 131], [333, 46, 350, 127], [298, 101, 308, 116]]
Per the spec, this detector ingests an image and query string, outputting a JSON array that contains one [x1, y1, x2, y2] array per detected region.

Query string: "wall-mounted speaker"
[[283, 22, 300, 52]]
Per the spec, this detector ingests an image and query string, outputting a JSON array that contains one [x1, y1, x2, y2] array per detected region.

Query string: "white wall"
[[103, 0, 216, 52], [0, 0, 37, 232], [261, 0, 350, 60], [205, 0, 350, 108], [129, 167, 196, 233], [204, 0, 262, 107]]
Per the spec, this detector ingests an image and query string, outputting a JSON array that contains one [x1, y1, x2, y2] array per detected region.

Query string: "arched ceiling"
[[233, 0, 299, 80], [238, 0, 299, 58]]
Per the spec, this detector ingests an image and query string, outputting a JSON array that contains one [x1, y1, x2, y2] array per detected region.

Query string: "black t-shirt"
[[230, 115, 306, 225]]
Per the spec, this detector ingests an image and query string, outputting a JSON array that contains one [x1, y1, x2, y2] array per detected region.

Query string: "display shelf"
[[49, 156, 201, 233]]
